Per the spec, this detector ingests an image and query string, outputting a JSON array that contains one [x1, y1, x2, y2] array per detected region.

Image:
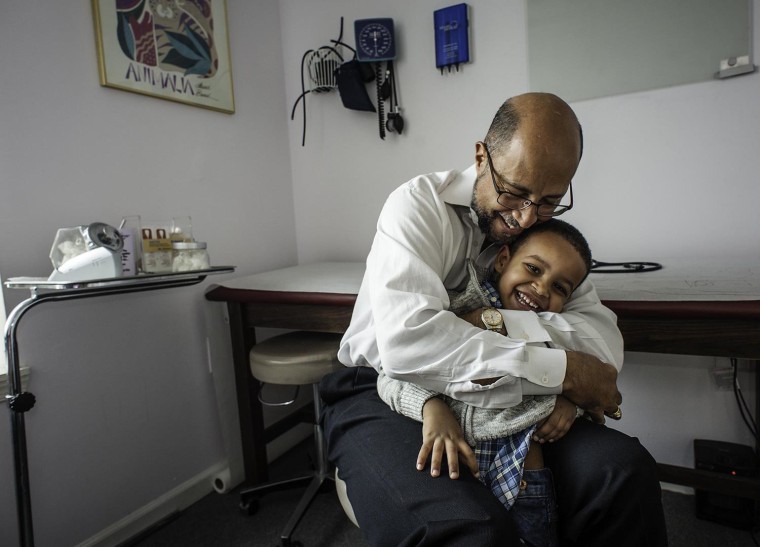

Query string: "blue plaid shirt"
[[476, 280, 535, 510]]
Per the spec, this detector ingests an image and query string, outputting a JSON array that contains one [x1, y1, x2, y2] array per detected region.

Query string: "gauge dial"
[[354, 18, 396, 62]]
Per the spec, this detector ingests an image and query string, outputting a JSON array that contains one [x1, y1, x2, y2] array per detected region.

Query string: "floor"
[[126, 441, 760, 547]]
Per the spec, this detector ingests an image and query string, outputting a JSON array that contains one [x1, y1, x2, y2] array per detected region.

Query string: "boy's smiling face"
[[493, 231, 588, 314]]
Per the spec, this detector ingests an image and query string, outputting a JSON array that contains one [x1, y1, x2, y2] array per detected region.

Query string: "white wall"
[[282, 0, 760, 263], [281, 0, 531, 263], [0, 1, 295, 546], [280, 0, 758, 472]]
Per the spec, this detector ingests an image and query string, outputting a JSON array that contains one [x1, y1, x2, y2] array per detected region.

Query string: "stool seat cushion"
[[249, 331, 343, 385]]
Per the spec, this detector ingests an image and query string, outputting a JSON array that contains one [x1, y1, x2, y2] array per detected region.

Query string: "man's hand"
[[418, 398, 479, 480], [562, 351, 622, 421]]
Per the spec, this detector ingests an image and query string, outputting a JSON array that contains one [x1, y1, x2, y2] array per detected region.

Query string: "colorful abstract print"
[[115, 0, 219, 77]]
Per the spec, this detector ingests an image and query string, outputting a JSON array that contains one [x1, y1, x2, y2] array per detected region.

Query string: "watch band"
[[481, 307, 503, 332]]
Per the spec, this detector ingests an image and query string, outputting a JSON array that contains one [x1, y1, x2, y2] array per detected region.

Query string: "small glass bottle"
[[171, 216, 193, 242], [118, 215, 142, 275], [142, 224, 172, 273], [171, 241, 210, 272]]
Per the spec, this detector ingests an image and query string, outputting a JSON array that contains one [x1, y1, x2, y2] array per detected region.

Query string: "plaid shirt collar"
[[482, 279, 503, 308]]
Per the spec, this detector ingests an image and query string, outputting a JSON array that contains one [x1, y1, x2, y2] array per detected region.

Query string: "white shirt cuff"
[[501, 310, 552, 343], [522, 345, 566, 388]]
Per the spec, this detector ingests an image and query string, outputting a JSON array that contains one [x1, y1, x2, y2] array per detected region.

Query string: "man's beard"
[[471, 174, 517, 245]]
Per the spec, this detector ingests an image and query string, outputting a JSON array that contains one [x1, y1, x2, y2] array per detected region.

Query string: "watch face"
[[482, 308, 502, 328], [354, 19, 396, 61]]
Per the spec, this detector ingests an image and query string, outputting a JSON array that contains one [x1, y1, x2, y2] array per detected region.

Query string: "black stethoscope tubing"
[[590, 260, 663, 273]]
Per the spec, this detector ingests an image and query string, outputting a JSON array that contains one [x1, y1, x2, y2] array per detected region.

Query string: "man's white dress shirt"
[[338, 165, 623, 409]]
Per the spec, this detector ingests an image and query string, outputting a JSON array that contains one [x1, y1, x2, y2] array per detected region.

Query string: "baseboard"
[[76, 461, 228, 547], [660, 482, 695, 496]]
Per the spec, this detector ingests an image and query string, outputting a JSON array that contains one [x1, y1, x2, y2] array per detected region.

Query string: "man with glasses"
[[321, 93, 667, 546]]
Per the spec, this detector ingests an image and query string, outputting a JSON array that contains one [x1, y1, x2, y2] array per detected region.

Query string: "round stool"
[[239, 331, 344, 546], [249, 331, 343, 387]]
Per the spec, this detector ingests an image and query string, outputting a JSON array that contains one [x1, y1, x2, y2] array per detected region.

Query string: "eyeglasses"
[[481, 141, 573, 218]]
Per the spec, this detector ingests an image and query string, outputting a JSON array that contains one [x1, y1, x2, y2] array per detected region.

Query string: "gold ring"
[[610, 407, 622, 420]]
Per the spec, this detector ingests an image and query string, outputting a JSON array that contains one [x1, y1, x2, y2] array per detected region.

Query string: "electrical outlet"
[[716, 54, 756, 78], [710, 360, 734, 390], [720, 55, 750, 71]]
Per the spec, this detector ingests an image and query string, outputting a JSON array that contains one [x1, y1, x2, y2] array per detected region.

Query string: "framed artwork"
[[92, 0, 235, 113]]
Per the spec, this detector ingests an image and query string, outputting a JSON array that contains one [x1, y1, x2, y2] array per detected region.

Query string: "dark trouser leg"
[[320, 367, 520, 547], [542, 418, 668, 547]]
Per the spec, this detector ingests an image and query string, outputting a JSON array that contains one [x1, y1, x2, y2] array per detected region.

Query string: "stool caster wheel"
[[239, 497, 260, 515]]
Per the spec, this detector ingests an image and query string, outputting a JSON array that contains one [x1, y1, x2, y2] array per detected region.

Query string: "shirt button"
[[541, 375, 549, 384]]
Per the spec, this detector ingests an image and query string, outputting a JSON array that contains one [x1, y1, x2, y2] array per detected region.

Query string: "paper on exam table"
[[589, 258, 760, 301]]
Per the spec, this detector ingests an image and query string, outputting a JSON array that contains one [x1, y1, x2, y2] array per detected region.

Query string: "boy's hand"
[[532, 395, 576, 443], [418, 398, 479, 480], [458, 307, 485, 329], [458, 307, 506, 335]]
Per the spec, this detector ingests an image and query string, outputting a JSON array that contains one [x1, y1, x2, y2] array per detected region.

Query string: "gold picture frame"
[[92, 0, 235, 113]]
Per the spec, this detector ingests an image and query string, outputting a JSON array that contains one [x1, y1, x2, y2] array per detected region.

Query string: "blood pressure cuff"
[[334, 60, 376, 112]]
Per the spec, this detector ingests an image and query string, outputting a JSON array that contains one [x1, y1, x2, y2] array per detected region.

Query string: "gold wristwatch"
[[481, 307, 503, 332]]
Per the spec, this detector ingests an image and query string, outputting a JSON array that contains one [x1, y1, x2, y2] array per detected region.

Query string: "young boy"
[[377, 219, 615, 547]]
